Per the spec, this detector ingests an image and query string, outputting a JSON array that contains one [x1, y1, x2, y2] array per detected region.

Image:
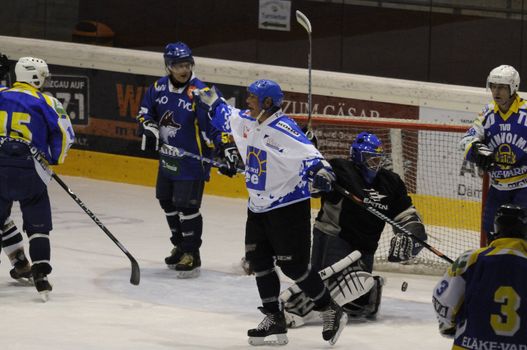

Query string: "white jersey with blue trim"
[[460, 96, 527, 191], [211, 104, 324, 213]]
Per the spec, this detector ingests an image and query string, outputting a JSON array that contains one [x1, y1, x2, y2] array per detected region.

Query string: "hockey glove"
[[0, 54, 9, 80], [193, 86, 226, 114], [438, 322, 456, 339], [308, 160, 336, 193], [471, 142, 494, 170], [139, 119, 159, 151], [388, 233, 415, 262], [219, 142, 240, 177]]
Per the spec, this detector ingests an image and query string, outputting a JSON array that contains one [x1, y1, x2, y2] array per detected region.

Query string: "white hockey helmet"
[[486, 65, 520, 96], [15, 56, 50, 89]]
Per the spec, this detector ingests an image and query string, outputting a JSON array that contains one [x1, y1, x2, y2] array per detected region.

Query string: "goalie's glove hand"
[[0, 54, 9, 79], [472, 141, 494, 170], [139, 119, 159, 151], [388, 233, 417, 262], [308, 160, 336, 193], [438, 322, 456, 339], [193, 86, 226, 114], [219, 142, 239, 177]]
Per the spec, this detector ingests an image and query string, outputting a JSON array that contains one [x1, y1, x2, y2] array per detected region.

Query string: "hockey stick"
[[296, 10, 317, 145], [24, 144, 141, 286], [159, 144, 245, 174], [332, 183, 454, 264]]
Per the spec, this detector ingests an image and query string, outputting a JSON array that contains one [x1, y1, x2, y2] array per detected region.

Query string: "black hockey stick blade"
[[52, 173, 141, 285], [332, 183, 454, 264]]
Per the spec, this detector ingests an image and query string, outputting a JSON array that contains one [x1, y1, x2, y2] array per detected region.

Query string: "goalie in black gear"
[[281, 132, 427, 325]]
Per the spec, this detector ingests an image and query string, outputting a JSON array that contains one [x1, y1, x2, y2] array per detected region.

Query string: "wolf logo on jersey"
[[159, 110, 182, 141]]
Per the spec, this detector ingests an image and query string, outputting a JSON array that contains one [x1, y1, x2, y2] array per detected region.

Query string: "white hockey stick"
[[159, 144, 244, 174], [295, 10, 316, 143]]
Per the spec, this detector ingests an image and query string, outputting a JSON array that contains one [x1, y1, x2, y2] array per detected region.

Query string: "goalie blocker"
[[280, 251, 383, 327]]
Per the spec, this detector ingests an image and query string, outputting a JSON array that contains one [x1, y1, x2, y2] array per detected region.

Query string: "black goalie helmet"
[[492, 204, 527, 240]]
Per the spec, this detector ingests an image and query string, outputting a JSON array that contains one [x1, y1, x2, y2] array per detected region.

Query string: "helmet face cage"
[[15, 57, 50, 89], [486, 65, 520, 96], [163, 42, 194, 69], [247, 79, 284, 110], [492, 204, 527, 240], [350, 132, 385, 183]]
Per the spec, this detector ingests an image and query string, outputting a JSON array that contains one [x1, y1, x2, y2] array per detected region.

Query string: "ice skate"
[[164, 246, 183, 269], [318, 299, 348, 345], [248, 307, 288, 346], [175, 251, 201, 279], [33, 271, 52, 302], [9, 250, 33, 284]]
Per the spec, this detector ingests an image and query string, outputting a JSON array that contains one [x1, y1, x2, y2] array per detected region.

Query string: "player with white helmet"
[[0, 56, 74, 300], [460, 65, 527, 242], [194, 80, 348, 346]]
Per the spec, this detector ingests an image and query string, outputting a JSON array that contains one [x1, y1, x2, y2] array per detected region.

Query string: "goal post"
[[292, 115, 486, 275]]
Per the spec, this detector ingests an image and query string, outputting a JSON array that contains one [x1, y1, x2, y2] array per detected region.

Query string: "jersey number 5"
[[0, 110, 32, 141]]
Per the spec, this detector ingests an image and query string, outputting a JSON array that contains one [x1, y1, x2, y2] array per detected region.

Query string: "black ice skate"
[[248, 307, 288, 346], [175, 251, 201, 279], [32, 271, 52, 302], [164, 246, 183, 269], [317, 299, 348, 345], [9, 250, 32, 284]]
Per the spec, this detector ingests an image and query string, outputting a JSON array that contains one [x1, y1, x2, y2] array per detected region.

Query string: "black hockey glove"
[[138, 119, 159, 151], [438, 322, 456, 339], [388, 233, 415, 262], [471, 142, 494, 170], [0, 54, 9, 80], [301, 126, 318, 148], [308, 160, 336, 193], [219, 142, 240, 177]]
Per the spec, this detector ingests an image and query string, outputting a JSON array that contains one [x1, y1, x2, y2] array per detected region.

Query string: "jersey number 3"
[[0, 110, 33, 141], [491, 286, 521, 336]]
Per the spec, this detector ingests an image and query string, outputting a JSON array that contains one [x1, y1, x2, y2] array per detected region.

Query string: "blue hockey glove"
[[219, 142, 240, 177], [308, 160, 336, 193], [471, 142, 494, 170], [139, 119, 159, 151]]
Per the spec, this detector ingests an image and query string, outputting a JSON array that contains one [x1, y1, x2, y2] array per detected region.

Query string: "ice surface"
[[0, 176, 453, 349]]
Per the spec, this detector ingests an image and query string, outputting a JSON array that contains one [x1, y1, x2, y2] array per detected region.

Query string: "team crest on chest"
[[159, 110, 182, 140]]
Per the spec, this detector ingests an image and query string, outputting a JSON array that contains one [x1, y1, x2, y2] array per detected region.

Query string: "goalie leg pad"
[[343, 275, 384, 319]]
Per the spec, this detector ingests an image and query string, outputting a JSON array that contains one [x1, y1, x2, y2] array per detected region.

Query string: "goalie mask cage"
[[294, 115, 485, 275]]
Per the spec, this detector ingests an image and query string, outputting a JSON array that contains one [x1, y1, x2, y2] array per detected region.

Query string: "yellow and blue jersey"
[[0, 82, 74, 164], [433, 238, 527, 349], [460, 96, 527, 191]]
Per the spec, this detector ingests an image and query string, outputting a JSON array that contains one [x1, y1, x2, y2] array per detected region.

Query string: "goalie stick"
[[28, 147, 141, 285], [332, 183, 454, 264]]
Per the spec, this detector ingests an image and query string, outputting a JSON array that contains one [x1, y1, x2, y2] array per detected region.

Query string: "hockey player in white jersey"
[[194, 80, 347, 346], [460, 65, 527, 242]]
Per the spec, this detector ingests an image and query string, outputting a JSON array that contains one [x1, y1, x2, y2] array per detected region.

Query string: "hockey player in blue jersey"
[[194, 80, 347, 346], [0, 56, 74, 300], [136, 42, 226, 278], [461, 65, 527, 242], [433, 204, 527, 348], [0, 53, 33, 282]]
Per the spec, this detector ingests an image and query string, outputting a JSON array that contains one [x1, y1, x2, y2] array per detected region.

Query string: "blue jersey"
[[433, 238, 527, 349], [137, 74, 220, 181], [0, 82, 74, 164], [461, 96, 527, 191]]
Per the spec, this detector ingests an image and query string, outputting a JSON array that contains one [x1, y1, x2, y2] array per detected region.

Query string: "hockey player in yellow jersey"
[[433, 204, 527, 348], [0, 57, 74, 300], [460, 65, 527, 242]]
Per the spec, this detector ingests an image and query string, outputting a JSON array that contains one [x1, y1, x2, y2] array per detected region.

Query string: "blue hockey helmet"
[[163, 42, 194, 68], [492, 204, 527, 240], [350, 132, 385, 184], [247, 79, 284, 110]]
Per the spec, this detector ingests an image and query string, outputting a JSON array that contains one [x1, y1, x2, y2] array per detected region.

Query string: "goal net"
[[294, 115, 484, 275]]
